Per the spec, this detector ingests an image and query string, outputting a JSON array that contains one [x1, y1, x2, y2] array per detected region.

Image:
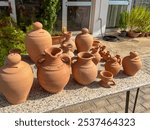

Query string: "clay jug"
[[72, 52, 97, 85], [0, 53, 34, 104], [61, 31, 76, 52], [61, 45, 75, 58], [75, 28, 93, 52], [122, 52, 142, 76], [93, 40, 103, 49], [99, 70, 115, 88], [105, 55, 122, 76], [37, 47, 71, 93], [89, 48, 101, 65], [25, 22, 52, 63]]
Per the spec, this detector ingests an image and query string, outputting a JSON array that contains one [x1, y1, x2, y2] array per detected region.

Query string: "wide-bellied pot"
[[37, 47, 71, 93], [0, 53, 34, 104], [105, 55, 122, 76], [122, 51, 142, 76], [72, 52, 97, 85], [75, 28, 93, 52], [25, 22, 52, 63]]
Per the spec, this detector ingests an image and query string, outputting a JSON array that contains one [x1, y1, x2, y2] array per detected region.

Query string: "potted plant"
[[119, 11, 129, 37], [37, 0, 64, 44], [127, 7, 148, 38]]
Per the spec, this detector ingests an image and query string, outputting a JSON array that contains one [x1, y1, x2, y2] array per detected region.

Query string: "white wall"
[[91, 0, 109, 37]]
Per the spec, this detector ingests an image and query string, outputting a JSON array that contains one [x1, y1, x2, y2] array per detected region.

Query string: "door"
[[62, 0, 93, 32]]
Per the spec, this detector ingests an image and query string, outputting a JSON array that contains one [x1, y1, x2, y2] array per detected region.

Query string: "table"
[[0, 62, 150, 113]]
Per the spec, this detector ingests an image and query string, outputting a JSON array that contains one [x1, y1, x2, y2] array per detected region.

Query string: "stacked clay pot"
[[122, 51, 142, 76], [105, 55, 122, 76], [0, 53, 34, 104], [72, 52, 97, 85], [25, 22, 52, 63], [37, 47, 71, 93], [75, 28, 93, 52]]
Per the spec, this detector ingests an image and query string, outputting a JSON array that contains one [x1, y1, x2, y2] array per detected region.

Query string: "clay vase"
[[72, 52, 97, 85], [104, 56, 122, 76], [37, 47, 71, 93], [25, 22, 52, 63], [0, 53, 33, 104], [61, 45, 75, 59], [122, 51, 142, 76], [61, 31, 76, 52], [99, 70, 115, 88], [93, 40, 103, 49], [75, 28, 93, 52], [89, 48, 101, 65]]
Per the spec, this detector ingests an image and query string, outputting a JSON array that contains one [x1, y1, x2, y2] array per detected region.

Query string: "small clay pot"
[[105, 55, 122, 76], [89, 48, 101, 65], [61, 31, 76, 52], [75, 28, 93, 52], [72, 52, 97, 85], [0, 53, 34, 104], [93, 40, 103, 49], [122, 51, 142, 76], [99, 70, 115, 88], [25, 22, 52, 63]]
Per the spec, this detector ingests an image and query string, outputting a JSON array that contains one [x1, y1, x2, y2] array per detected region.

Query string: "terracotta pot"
[[52, 35, 65, 45], [89, 48, 101, 65], [25, 22, 52, 63], [100, 45, 111, 62], [61, 31, 76, 52], [61, 45, 75, 58], [122, 51, 142, 76], [37, 47, 71, 93], [92, 40, 103, 49], [72, 52, 97, 85], [127, 31, 141, 38], [75, 28, 93, 52], [0, 53, 33, 104], [99, 70, 115, 88], [105, 55, 122, 76]]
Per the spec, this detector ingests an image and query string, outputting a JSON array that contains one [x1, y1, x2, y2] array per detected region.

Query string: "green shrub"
[[119, 11, 129, 31], [0, 23, 26, 66]]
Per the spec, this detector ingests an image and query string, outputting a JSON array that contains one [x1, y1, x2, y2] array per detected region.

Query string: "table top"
[[0, 62, 150, 113]]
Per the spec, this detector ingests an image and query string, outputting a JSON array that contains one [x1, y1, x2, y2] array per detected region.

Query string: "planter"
[[127, 31, 141, 38], [52, 35, 65, 45], [119, 31, 127, 37]]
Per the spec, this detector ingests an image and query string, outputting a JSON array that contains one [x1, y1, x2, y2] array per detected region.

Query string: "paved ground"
[[49, 36, 150, 113]]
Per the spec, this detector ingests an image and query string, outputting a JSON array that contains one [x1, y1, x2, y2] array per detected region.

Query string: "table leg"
[[125, 90, 130, 113], [132, 88, 140, 113]]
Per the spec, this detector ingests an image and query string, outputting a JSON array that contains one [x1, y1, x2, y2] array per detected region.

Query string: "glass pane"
[[67, 6, 90, 31], [68, 0, 91, 1]]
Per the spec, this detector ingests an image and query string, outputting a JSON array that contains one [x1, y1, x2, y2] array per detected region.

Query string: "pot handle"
[[109, 80, 116, 85], [37, 52, 46, 65], [116, 55, 122, 65], [61, 53, 71, 66]]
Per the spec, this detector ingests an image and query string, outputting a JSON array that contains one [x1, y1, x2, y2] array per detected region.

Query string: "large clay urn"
[[61, 31, 76, 52], [105, 56, 122, 76], [37, 47, 71, 93], [25, 22, 52, 63], [122, 52, 142, 76], [72, 52, 97, 85], [75, 28, 93, 52], [0, 53, 34, 104]]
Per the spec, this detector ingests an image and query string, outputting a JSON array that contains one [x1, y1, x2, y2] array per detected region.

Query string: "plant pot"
[[119, 31, 127, 37], [127, 31, 141, 38], [52, 35, 65, 45]]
